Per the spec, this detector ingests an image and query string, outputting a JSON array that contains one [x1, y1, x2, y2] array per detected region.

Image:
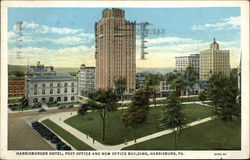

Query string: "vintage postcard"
[[1, 0, 249, 159]]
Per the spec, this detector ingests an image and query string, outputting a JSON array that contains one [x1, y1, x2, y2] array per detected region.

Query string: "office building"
[[95, 8, 136, 93], [200, 38, 230, 81], [77, 64, 95, 96], [175, 54, 200, 74]]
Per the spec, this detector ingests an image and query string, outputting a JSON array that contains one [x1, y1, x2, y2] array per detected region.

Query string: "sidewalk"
[[39, 111, 213, 150]]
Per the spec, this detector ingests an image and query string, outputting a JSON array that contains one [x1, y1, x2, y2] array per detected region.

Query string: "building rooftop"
[[29, 75, 77, 81]]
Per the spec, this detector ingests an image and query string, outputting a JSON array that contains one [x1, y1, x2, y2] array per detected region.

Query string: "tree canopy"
[[122, 89, 150, 129]]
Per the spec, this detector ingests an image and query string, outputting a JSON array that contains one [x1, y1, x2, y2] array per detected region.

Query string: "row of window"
[[33, 96, 75, 103], [34, 82, 75, 88], [34, 88, 75, 95]]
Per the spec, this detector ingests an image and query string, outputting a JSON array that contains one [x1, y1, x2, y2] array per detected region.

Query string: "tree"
[[88, 88, 118, 141], [122, 89, 150, 139], [114, 77, 127, 104], [166, 70, 185, 97], [10, 70, 25, 77], [183, 66, 198, 98], [198, 90, 207, 103], [207, 72, 240, 121], [20, 97, 28, 111], [159, 91, 186, 147], [78, 103, 89, 120], [144, 73, 163, 106]]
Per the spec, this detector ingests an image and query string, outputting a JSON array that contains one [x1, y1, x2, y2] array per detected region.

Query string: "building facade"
[[77, 64, 95, 96], [25, 62, 78, 105], [200, 38, 230, 81], [175, 54, 200, 74], [26, 75, 78, 105], [95, 8, 136, 93], [8, 77, 25, 97]]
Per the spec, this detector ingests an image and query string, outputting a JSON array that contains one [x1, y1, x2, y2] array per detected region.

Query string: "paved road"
[[8, 107, 77, 150], [8, 117, 54, 150]]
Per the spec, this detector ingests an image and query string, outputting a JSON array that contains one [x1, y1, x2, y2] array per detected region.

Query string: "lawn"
[[65, 104, 214, 145], [123, 119, 241, 150], [42, 119, 94, 150]]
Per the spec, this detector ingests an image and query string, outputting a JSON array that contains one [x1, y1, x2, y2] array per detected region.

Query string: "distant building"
[[175, 54, 200, 74], [95, 8, 136, 94], [200, 38, 230, 81], [8, 77, 25, 97], [77, 64, 95, 96], [159, 79, 176, 97], [25, 62, 78, 105]]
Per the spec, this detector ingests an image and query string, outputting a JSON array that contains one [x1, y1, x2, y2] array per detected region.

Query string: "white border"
[[1, 1, 249, 159]]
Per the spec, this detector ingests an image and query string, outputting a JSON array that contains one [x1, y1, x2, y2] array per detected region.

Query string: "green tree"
[[78, 103, 89, 120], [114, 77, 127, 104], [159, 91, 186, 147], [198, 90, 207, 103], [122, 89, 150, 139], [88, 88, 118, 141], [144, 73, 163, 106], [10, 70, 25, 77], [207, 72, 240, 121], [166, 70, 185, 97], [183, 66, 198, 98]]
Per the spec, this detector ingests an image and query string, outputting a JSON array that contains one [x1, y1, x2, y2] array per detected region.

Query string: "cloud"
[[8, 45, 95, 67], [191, 16, 240, 31]]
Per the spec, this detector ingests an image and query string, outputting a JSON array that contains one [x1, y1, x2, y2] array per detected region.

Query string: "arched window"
[[57, 97, 61, 102], [33, 98, 38, 103], [49, 97, 54, 102], [64, 97, 67, 102], [71, 96, 74, 101], [42, 98, 46, 103]]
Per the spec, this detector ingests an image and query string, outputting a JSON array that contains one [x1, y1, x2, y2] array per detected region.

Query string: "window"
[[71, 88, 74, 93], [34, 89, 37, 95], [57, 88, 60, 94], [50, 83, 53, 87], [33, 98, 38, 103], [57, 97, 61, 102], [71, 96, 75, 101], [57, 83, 60, 87], [64, 83, 67, 87], [64, 88, 67, 93], [34, 84, 38, 88], [64, 97, 68, 102], [50, 89, 53, 94], [42, 98, 46, 103], [49, 97, 54, 102], [42, 83, 45, 87], [71, 82, 74, 87], [42, 89, 45, 95]]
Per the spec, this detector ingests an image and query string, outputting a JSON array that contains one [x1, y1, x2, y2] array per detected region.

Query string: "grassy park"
[[65, 104, 214, 145], [42, 119, 94, 150], [123, 119, 241, 150]]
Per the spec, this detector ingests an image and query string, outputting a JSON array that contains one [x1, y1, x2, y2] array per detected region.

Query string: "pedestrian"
[[86, 134, 89, 139], [134, 138, 137, 143], [93, 139, 95, 144]]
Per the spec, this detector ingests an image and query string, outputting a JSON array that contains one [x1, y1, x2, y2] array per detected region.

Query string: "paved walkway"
[[38, 110, 213, 150]]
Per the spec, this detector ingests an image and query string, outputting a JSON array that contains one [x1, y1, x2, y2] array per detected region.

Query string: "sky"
[[8, 7, 241, 68]]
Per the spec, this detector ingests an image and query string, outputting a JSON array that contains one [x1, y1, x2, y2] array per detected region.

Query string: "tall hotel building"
[[200, 38, 230, 81], [95, 8, 136, 93]]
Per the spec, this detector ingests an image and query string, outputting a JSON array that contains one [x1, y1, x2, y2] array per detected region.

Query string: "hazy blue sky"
[[8, 7, 241, 68]]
